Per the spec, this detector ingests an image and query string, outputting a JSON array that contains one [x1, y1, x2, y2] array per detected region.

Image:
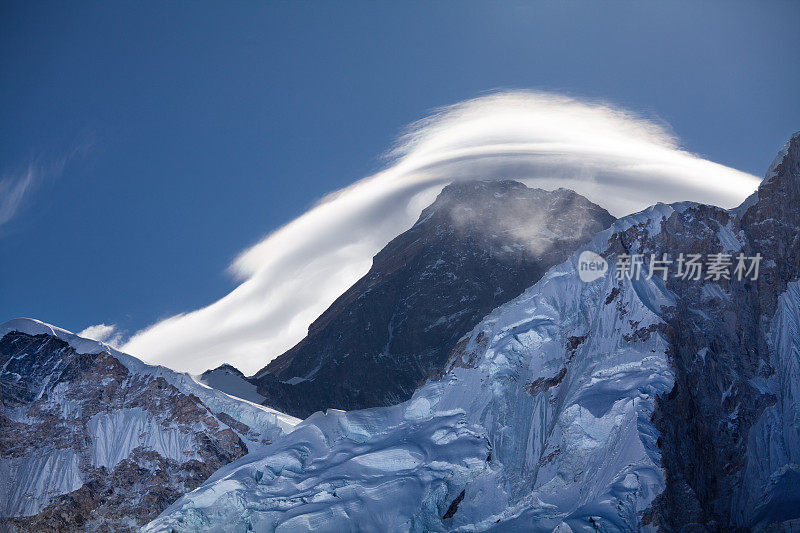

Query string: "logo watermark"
[[578, 251, 609, 282], [578, 252, 762, 283]]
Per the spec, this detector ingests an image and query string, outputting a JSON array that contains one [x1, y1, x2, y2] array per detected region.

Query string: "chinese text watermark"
[[579, 252, 762, 282]]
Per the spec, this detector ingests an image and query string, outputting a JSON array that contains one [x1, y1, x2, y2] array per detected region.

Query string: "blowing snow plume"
[[122, 91, 759, 374]]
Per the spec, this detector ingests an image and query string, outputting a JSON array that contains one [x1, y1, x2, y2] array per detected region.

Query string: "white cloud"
[[122, 91, 760, 375], [78, 323, 123, 346]]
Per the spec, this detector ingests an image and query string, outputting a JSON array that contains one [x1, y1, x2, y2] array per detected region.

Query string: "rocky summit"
[[248, 180, 616, 418]]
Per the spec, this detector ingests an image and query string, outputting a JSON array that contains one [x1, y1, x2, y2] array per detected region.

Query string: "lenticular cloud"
[[122, 91, 760, 374]]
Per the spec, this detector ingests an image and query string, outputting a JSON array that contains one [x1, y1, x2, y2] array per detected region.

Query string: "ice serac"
[[147, 133, 800, 531], [144, 401, 491, 533], [253, 180, 616, 417], [0, 319, 299, 532]]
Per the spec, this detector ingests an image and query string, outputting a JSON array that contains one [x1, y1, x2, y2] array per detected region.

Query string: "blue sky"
[[2, 1, 799, 357]]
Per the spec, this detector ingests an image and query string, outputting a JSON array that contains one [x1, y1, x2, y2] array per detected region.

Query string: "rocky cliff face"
[[0, 319, 298, 532], [147, 133, 800, 532], [251, 180, 615, 417], [643, 132, 800, 529]]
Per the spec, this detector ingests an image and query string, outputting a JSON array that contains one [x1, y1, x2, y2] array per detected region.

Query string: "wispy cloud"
[[122, 91, 760, 375], [0, 144, 93, 233], [78, 323, 124, 347], [0, 164, 40, 229]]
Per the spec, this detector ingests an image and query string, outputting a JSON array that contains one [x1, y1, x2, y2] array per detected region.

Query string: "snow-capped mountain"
[[0, 319, 299, 531], [198, 364, 267, 405], [249, 180, 615, 417], [145, 132, 800, 532]]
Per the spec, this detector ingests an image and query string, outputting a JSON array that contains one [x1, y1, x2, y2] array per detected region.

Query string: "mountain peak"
[[202, 363, 247, 378], [733, 131, 800, 219], [416, 179, 533, 225], [0, 317, 114, 358], [763, 130, 800, 185], [198, 363, 266, 404], [409, 180, 614, 260], [253, 180, 615, 417], [741, 130, 800, 225], [423, 179, 587, 216], [436, 178, 529, 198]]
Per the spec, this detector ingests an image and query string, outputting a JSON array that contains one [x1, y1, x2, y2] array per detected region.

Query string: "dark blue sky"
[[2, 1, 799, 337]]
